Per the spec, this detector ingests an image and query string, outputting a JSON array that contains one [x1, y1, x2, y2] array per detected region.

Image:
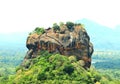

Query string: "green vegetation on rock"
[[29, 27, 45, 35], [52, 23, 60, 32], [66, 21, 74, 31]]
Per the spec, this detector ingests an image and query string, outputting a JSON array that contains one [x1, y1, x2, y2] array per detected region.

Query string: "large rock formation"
[[22, 23, 94, 69]]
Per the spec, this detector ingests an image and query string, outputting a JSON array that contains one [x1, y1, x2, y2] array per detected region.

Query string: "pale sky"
[[0, 0, 120, 33]]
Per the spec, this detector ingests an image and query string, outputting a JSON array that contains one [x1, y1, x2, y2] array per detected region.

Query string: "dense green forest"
[[0, 47, 26, 78], [92, 51, 120, 80], [1, 51, 120, 84]]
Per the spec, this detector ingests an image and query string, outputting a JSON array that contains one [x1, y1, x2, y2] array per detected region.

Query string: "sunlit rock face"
[[23, 24, 94, 69]]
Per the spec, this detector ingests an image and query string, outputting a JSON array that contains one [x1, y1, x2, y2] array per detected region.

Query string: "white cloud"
[[0, 0, 120, 33]]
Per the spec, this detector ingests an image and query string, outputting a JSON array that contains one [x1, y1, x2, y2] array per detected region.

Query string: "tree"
[[34, 27, 45, 35], [66, 21, 74, 31], [52, 23, 60, 32]]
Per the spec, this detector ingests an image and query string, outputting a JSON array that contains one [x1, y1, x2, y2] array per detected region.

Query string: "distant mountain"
[[77, 19, 120, 50]]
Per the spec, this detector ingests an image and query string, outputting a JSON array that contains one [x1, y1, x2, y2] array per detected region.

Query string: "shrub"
[[75, 23, 81, 26], [68, 56, 76, 63], [66, 21, 74, 31], [37, 72, 47, 80], [34, 27, 45, 35], [63, 64, 74, 75], [52, 23, 60, 32], [59, 22, 64, 27], [29, 27, 45, 35]]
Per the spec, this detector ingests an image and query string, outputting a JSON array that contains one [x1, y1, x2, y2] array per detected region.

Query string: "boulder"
[[22, 24, 94, 69]]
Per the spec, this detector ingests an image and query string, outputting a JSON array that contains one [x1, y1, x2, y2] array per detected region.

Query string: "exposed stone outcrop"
[[22, 23, 94, 69]]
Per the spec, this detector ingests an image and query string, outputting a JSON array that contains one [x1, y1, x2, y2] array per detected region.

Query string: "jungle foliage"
[[0, 51, 119, 84]]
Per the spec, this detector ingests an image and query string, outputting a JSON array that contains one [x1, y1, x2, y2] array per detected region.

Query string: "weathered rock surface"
[[22, 24, 94, 69]]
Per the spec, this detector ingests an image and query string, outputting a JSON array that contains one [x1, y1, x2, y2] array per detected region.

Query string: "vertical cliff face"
[[22, 22, 94, 69]]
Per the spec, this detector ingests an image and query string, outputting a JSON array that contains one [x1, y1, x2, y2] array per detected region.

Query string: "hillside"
[[4, 51, 119, 84]]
